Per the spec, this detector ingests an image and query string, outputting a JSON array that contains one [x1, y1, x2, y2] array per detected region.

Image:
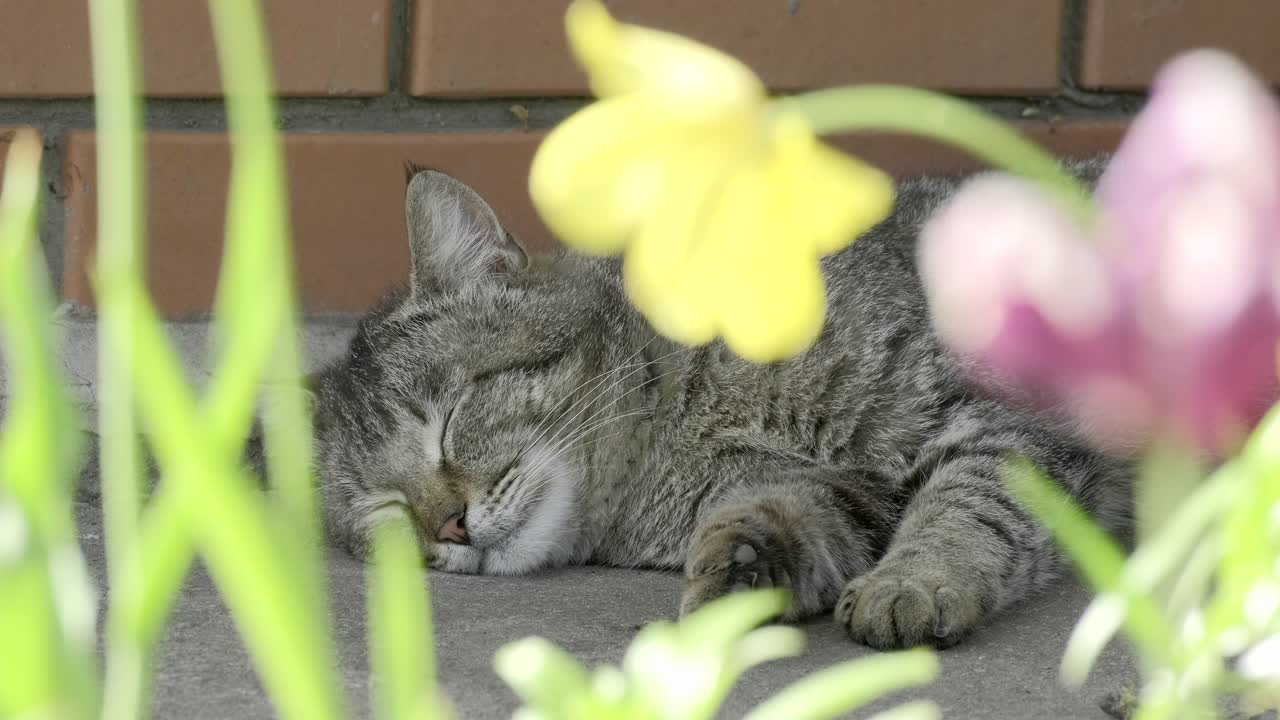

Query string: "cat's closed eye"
[[439, 403, 457, 462], [401, 399, 429, 424]]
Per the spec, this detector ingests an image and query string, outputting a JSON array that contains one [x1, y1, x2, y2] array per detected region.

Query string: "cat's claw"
[[680, 521, 793, 618]]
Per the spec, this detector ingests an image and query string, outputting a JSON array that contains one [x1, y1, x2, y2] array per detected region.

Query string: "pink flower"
[[920, 49, 1280, 456]]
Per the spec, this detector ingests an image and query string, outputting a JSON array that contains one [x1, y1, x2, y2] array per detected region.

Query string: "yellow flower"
[[529, 0, 894, 362]]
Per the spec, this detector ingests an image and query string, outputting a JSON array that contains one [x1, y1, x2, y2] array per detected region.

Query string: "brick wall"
[[1, 0, 1276, 317]]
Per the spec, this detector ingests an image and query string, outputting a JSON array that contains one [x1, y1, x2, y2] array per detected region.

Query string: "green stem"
[[204, 0, 322, 599], [370, 519, 440, 720], [202, 0, 344, 717], [124, 289, 344, 720], [774, 85, 1095, 220], [86, 0, 152, 715], [0, 131, 98, 720], [742, 649, 938, 720]]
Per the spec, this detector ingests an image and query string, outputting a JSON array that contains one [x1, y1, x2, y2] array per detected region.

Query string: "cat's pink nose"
[[436, 511, 468, 544]]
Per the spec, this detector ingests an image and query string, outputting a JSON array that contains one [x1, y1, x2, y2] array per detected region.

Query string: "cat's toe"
[[836, 565, 982, 649], [680, 532, 789, 617]]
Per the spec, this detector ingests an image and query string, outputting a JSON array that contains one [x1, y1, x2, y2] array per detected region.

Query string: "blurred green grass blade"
[[1071, 460, 1238, 680], [133, 488, 197, 646], [1006, 461, 1174, 668], [678, 589, 790, 652], [1006, 461, 1127, 588], [122, 289, 344, 720], [0, 132, 76, 526], [1061, 593, 1128, 684], [1205, 476, 1274, 642], [732, 625, 806, 671], [203, 0, 317, 543], [199, 1, 346, 717], [85, 0, 153, 711], [0, 553, 52, 713], [1136, 442, 1203, 547], [370, 516, 440, 720], [1205, 404, 1280, 642], [1124, 466, 1237, 593], [741, 649, 939, 720], [1164, 537, 1219, 627], [0, 549, 66, 716], [202, 4, 330, 695], [0, 128, 97, 720], [1241, 399, 1280, 469], [185, 461, 342, 720], [494, 637, 593, 717], [202, 0, 292, 443]]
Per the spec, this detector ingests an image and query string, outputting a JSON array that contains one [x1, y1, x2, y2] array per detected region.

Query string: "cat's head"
[[303, 168, 622, 573]]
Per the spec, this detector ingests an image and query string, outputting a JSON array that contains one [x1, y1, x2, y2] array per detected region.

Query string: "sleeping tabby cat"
[[303, 161, 1131, 649]]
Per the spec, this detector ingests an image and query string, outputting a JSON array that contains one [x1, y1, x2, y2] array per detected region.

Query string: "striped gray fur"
[[304, 162, 1133, 649]]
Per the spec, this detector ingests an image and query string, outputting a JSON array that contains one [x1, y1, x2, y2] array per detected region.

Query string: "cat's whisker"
[[518, 355, 653, 461], [524, 364, 680, 481], [529, 336, 658, 430], [553, 345, 680, 431], [530, 347, 682, 457], [521, 407, 655, 483], [515, 372, 661, 484], [528, 363, 677, 472], [488, 447, 571, 521], [559, 430, 634, 464], [520, 427, 616, 488], [517, 339, 667, 462], [538, 363, 680, 457], [548, 410, 651, 462]]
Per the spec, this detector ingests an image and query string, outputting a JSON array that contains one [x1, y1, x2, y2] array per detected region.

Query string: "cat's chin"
[[430, 490, 581, 576], [430, 541, 566, 576], [431, 543, 485, 574], [448, 447, 582, 576]]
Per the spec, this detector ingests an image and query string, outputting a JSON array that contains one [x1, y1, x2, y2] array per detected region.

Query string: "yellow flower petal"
[[529, 1, 898, 364], [708, 167, 827, 362], [772, 113, 896, 255], [566, 0, 763, 114], [621, 142, 735, 346], [529, 96, 681, 255], [720, 252, 827, 363]]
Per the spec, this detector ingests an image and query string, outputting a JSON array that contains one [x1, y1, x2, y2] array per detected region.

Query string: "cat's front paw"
[[679, 517, 793, 618], [835, 561, 984, 649]]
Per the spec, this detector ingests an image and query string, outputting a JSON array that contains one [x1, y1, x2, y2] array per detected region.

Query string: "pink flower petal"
[[919, 50, 1280, 455], [1096, 49, 1280, 287], [920, 175, 1113, 363]]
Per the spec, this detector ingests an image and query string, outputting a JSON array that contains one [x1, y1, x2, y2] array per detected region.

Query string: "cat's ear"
[[404, 167, 528, 293]]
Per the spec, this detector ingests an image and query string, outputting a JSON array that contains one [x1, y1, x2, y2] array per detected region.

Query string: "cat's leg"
[[680, 467, 896, 620], [836, 406, 1127, 649]]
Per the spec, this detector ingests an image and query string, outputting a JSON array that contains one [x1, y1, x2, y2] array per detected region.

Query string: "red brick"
[[410, 0, 1065, 97], [62, 122, 1124, 316], [63, 132, 550, 316], [1079, 0, 1280, 89], [0, 0, 390, 97]]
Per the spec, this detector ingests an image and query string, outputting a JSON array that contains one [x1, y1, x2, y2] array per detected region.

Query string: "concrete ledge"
[[75, 497, 1137, 719]]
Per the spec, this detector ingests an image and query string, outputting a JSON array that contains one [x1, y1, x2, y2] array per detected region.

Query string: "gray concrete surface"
[[15, 318, 1140, 718], [75, 498, 1137, 720]]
